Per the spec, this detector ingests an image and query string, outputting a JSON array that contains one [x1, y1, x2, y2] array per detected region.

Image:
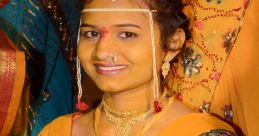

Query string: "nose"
[[93, 36, 116, 62]]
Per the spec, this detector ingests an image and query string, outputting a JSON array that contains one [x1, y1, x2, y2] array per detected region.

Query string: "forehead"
[[81, 1, 152, 27], [84, 0, 146, 9], [81, 12, 150, 29]]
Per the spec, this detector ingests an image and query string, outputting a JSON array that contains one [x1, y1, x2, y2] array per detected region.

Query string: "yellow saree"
[[39, 112, 236, 136], [211, 0, 259, 135]]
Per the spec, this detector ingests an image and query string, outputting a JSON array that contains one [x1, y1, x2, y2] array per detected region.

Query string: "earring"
[[162, 50, 175, 79], [76, 57, 89, 112], [162, 60, 170, 79]]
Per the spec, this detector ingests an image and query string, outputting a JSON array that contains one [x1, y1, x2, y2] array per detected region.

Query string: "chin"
[[97, 84, 123, 93], [90, 75, 128, 93]]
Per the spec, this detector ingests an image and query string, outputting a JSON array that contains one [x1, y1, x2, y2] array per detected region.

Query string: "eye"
[[82, 31, 100, 38], [119, 32, 137, 39]]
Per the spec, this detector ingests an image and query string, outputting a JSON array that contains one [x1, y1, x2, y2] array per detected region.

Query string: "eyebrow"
[[81, 23, 97, 28], [113, 23, 142, 29], [80, 23, 142, 29]]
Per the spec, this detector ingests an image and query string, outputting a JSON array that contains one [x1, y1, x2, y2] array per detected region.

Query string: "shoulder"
[[145, 99, 195, 135], [160, 99, 194, 123], [168, 100, 194, 116], [158, 113, 237, 136], [39, 110, 96, 136], [39, 113, 79, 136], [72, 110, 95, 135]]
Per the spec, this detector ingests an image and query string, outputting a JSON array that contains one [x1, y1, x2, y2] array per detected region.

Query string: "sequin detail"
[[222, 105, 234, 122], [199, 129, 238, 136], [183, 47, 203, 78]]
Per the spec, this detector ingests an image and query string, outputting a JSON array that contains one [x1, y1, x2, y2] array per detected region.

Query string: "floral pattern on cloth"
[[183, 47, 203, 78], [167, 0, 251, 120]]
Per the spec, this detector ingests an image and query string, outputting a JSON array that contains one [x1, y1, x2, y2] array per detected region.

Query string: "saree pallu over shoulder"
[[0, 30, 26, 135]]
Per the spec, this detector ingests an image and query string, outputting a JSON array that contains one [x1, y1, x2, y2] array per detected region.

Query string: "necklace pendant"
[[116, 120, 131, 136], [102, 99, 150, 136]]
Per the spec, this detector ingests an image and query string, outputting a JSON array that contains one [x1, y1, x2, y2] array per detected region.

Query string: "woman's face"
[[78, 0, 165, 92]]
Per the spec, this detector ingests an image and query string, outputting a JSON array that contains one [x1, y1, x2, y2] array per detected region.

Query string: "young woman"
[[39, 0, 239, 135]]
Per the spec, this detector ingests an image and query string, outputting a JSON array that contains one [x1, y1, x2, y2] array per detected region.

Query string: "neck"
[[102, 80, 160, 113]]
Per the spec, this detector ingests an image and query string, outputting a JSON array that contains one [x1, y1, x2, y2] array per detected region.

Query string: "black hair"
[[144, 0, 191, 49]]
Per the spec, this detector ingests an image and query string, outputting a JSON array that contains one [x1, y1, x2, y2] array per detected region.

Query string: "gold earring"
[[162, 52, 175, 79], [162, 60, 170, 79]]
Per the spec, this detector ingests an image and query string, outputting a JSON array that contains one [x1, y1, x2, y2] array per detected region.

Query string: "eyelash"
[[81, 31, 138, 39], [82, 31, 100, 39], [119, 32, 138, 39]]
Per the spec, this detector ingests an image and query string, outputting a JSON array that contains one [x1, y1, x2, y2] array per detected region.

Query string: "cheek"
[[127, 37, 163, 73], [77, 42, 94, 71], [123, 43, 153, 77], [156, 46, 166, 70]]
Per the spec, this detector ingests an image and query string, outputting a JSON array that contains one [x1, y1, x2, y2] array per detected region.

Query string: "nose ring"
[[109, 53, 118, 64]]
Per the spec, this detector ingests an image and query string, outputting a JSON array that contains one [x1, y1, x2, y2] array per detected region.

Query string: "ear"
[[164, 28, 186, 62]]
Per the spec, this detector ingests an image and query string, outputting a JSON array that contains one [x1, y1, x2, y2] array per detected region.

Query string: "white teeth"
[[98, 66, 127, 71]]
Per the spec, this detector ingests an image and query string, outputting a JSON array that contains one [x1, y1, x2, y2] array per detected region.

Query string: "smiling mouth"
[[94, 64, 128, 75]]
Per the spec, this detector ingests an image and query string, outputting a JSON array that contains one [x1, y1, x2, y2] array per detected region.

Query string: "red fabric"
[[0, 30, 16, 131]]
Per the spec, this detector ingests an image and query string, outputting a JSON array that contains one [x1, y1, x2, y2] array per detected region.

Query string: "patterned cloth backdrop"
[[0, 0, 81, 135]]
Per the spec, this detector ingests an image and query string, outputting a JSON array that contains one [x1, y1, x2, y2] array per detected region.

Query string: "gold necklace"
[[94, 90, 170, 136], [101, 99, 151, 136]]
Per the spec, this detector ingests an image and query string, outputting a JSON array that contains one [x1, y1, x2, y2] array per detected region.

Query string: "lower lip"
[[95, 67, 127, 76]]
